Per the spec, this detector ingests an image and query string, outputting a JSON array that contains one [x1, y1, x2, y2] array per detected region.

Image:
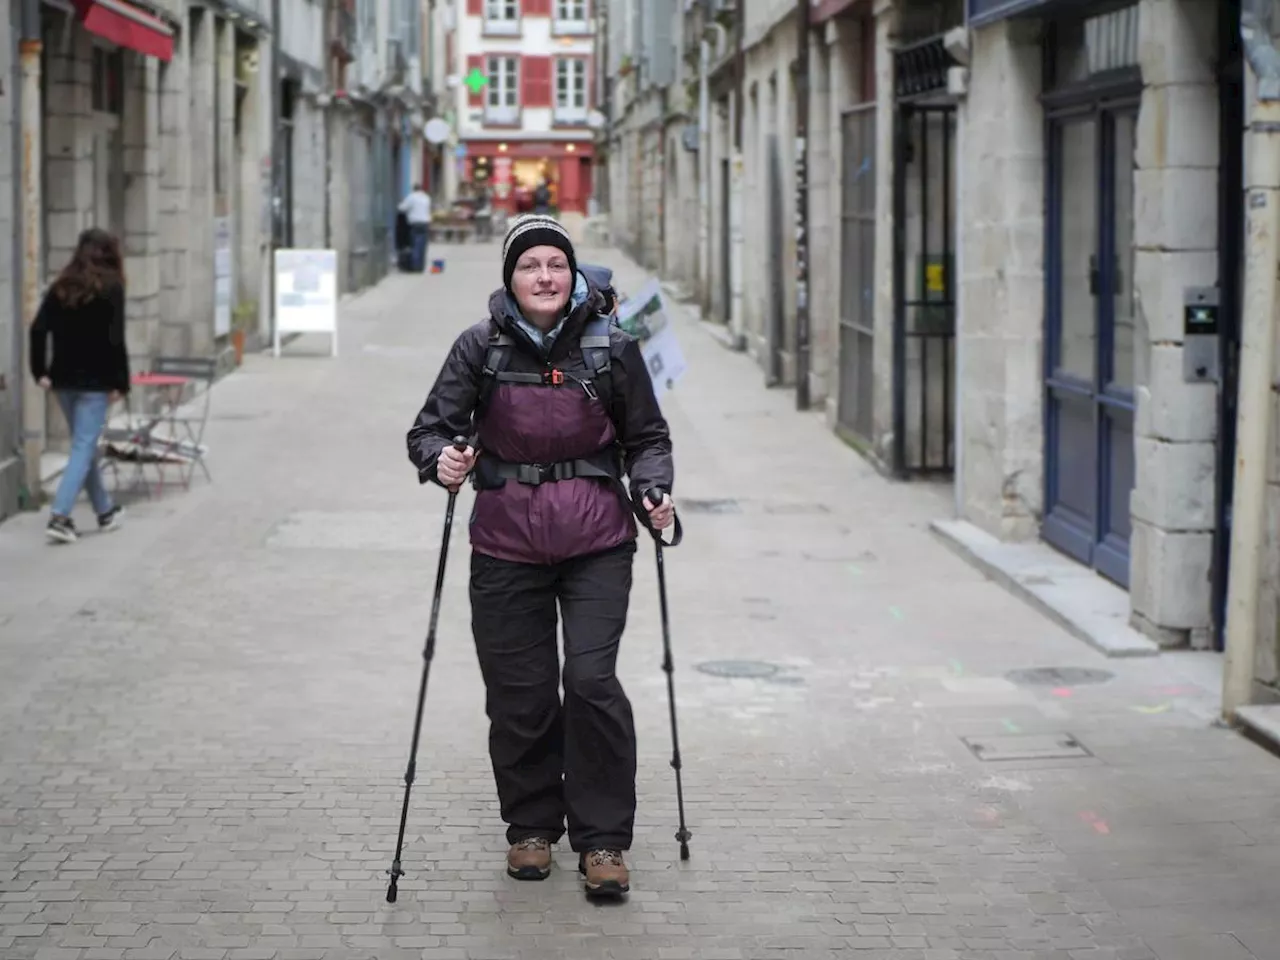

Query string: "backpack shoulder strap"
[[579, 313, 613, 378], [477, 325, 514, 419], [580, 313, 628, 444]]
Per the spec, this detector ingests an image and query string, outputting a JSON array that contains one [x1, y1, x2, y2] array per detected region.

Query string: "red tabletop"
[[132, 373, 189, 387]]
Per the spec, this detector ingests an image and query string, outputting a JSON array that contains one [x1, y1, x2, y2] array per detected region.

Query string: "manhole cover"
[[762, 502, 831, 515], [962, 733, 1092, 762], [680, 498, 741, 514], [1006, 667, 1113, 687], [696, 660, 779, 679]]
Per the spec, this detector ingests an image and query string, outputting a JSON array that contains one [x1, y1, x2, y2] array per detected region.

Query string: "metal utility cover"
[[962, 733, 1091, 762], [680, 498, 742, 514], [696, 660, 780, 679], [1006, 667, 1114, 687]]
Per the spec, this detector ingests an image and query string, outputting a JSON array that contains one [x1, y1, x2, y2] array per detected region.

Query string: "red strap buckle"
[[546, 368, 565, 386]]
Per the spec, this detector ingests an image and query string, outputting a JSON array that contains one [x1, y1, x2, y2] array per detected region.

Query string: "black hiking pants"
[[470, 539, 638, 852]]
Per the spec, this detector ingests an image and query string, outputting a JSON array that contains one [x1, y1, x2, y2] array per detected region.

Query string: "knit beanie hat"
[[501, 214, 577, 292]]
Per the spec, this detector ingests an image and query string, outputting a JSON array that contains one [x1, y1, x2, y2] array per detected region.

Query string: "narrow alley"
[[3, 243, 1280, 960]]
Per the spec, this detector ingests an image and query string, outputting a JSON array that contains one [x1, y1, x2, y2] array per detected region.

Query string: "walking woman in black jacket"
[[29, 228, 130, 543]]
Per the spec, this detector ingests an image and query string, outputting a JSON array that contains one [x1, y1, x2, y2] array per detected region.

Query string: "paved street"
[[6, 241, 1280, 960]]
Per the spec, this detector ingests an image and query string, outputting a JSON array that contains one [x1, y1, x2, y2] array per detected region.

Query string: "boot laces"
[[586, 849, 624, 867], [514, 837, 549, 851]]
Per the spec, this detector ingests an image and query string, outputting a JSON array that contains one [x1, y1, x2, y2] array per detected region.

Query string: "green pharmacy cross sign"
[[464, 68, 489, 94]]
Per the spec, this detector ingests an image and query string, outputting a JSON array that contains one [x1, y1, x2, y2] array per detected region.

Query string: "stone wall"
[[0, 2, 20, 517], [955, 17, 1044, 539], [740, 16, 797, 382], [1129, 0, 1219, 647]]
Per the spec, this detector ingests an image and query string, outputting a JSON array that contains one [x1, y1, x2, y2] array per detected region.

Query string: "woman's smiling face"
[[511, 245, 572, 325]]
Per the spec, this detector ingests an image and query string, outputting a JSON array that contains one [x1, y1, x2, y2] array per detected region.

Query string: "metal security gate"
[[892, 102, 955, 474], [836, 104, 876, 440], [891, 29, 959, 477]]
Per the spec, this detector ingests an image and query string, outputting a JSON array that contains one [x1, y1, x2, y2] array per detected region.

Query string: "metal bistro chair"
[[148, 356, 215, 490], [103, 356, 216, 496]]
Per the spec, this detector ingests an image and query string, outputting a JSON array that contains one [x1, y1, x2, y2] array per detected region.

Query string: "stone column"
[[869, 0, 897, 464], [822, 16, 854, 430], [122, 52, 161, 359], [158, 28, 194, 356], [43, 27, 93, 276], [1129, 0, 1219, 646], [188, 8, 216, 346], [955, 18, 1044, 539]]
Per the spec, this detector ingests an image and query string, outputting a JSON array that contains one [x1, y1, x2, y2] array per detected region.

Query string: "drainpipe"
[[19, 0, 43, 504], [697, 27, 710, 314], [1222, 0, 1280, 721]]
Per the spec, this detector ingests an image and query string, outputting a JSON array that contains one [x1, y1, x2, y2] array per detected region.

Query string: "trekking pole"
[[387, 436, 469, 904], [642, 488, 691, 861]]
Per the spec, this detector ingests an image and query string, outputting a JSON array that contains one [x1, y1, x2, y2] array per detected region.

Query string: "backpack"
[[475, 313, 626, 442]]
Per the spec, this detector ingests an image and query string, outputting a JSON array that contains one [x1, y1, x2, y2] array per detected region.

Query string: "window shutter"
[[522, 0, 550, 14], [467, 0, 481, 15], [522, 55, 551, 107], [467, 54, 485, 106]]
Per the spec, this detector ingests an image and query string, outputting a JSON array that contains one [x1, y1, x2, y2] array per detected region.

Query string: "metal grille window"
[[837, 105, 877, 442]]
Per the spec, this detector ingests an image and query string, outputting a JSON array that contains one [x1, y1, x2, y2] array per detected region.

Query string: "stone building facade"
[[0, 0, 431, 522]]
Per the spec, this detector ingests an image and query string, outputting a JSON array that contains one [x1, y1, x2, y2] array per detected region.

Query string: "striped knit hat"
[[501, 214, 577, 293]]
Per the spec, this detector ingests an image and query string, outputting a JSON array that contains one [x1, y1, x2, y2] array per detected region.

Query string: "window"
[[486, 55, 520, 123], [553, 0, 589, 33], [554, 58, 587, 121], [91, 46, 124, 114], [485, 0, 519, 34]]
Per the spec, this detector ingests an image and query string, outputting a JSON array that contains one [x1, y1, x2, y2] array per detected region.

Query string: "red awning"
[[73, 0, 174, 62]]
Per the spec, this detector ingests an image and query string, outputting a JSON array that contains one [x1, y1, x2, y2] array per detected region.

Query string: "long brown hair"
[[50, 228, 125, 307]]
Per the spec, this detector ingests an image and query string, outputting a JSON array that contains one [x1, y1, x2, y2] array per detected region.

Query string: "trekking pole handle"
[[452, 436, 469, 451], [642, 487, 683, 548]]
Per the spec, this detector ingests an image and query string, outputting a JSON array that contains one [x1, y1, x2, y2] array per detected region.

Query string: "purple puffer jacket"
[[406, 274, 674, 565]]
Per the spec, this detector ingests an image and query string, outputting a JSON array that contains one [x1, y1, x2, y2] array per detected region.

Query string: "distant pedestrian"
[[532, 180, 552, 216], [398, 183, 432, 272], [29, 227, 129, 544], [406, 213, 676, 898]]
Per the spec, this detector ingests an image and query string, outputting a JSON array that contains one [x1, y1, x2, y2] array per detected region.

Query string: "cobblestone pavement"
[[5, 243, 1280, 960]]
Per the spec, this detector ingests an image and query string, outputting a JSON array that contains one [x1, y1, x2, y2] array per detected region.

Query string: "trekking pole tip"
[[385, 880, 398, 903]]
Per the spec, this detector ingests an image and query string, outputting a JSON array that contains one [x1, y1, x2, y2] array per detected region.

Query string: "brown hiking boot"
[[579, 849, 629, 896], [506, 837, 552, 880]]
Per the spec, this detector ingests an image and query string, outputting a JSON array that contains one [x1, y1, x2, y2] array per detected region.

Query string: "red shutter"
[[522, 55, 551, 107], [522, 0, 551, 14], [467, 54, 485, 106], [466, 0, 481, 13]]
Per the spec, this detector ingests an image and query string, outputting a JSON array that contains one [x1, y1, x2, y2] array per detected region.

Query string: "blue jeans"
[[51, 390, 114, 519], [410, 224, 429, 272]]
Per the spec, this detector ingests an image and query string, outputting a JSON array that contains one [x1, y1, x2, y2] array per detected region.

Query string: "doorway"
[[892, 102, 956, 475], [1043, 101, 1138, 588]]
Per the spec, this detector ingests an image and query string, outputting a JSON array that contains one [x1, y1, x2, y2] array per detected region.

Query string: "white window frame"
[[553, 58, 587, 124], [485, 55, 520, 125], [553, 0, 589, 34], [484, 0, 520, 35]]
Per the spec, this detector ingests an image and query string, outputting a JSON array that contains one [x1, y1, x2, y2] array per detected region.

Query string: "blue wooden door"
[[1043, 105, 1137, 588]]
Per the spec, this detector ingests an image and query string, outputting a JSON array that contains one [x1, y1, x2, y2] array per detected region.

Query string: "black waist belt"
[[475, 449, 622, 488]]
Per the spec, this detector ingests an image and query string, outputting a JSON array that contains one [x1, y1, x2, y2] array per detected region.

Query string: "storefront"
[[460, 140, 594, 215]]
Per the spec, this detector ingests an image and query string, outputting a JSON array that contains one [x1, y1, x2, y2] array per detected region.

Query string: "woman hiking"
[[406, 214, 675, 898], [29, 227, 129, 544]]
